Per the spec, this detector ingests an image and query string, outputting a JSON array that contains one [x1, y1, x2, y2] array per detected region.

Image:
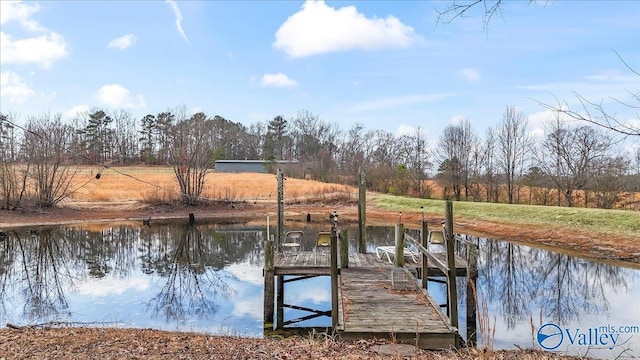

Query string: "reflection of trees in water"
[[147, 226, 234, 322], [0, 222, 266, 325], [479, 237, 628, 328], [10, 230, 78, 323], [0, 235, 16, 316]]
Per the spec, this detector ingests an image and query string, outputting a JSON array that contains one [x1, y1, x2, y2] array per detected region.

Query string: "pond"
[[0, 221, 638, 359]]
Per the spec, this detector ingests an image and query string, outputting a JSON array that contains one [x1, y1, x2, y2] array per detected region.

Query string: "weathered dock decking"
[[269, 250, 467, 349], [274, 251, 468, 277], [337, 267, 458, 348]]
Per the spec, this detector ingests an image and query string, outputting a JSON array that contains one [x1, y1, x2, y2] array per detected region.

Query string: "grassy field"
[[68, 166, 356, 203], [372, 193, 640, 241]]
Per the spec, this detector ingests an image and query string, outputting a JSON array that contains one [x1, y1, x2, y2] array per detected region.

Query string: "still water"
[[0, 221, 638, 359]]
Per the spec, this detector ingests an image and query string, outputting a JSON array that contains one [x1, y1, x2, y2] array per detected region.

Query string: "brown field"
[[66, 166, 356, 204]]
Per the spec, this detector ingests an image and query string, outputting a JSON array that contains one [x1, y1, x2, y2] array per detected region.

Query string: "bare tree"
[[23, 113, 80, 207], [0, 113, 30, 209], [436, 0, 536, 29], [168, 110, 215, 205], [539, 52, 640, 139], [538, 116, 612, 207], [436, 119, 476, 200], [497, 106, 533, 204], [290, 111, 341, 181], [397, 127, 432, 196], [112, 110, 138, 165], [483, 126, 499, 202]]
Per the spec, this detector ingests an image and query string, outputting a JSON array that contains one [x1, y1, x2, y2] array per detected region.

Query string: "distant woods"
[[1, 106, 639, 210]]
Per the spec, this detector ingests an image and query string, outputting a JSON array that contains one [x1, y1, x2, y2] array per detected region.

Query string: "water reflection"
[[0, 223, 266, 334], [0, 222, 638, 358], [479, 238, 626, 327]]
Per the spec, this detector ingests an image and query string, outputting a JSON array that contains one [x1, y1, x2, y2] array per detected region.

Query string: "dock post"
[[276, 275, 284, 329], [466, 241, 478, 346], [330, 213, 339, 328], [445, 200, 458, 328], [277, 168, 284, 251], [421, 219, 429, 289], [394, 222, 404, 267], [263, 238, 275, 332], [339, 229, 349, 268], [358, 169, 366, 253]]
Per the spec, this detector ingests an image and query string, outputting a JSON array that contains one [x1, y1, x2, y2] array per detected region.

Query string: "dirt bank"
[[1, 200, 639, 267]]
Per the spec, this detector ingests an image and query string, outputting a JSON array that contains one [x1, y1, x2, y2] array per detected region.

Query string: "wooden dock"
[[266, 249, 468, 349], [264, 171, 477, 349]]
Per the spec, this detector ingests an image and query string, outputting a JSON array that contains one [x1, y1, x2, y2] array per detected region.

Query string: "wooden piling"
[[394, 223, 404, 267], [277, 169, 284, 251], [358, 169, 366, 253], [276, 275, 284, 329], [330, 226, 339, 328], [340, 229, 349, 268], [466, 241, 478, 345], [263, 239, 275, 332], [445, 200, 458, 328], [421, 220, 429, 289]]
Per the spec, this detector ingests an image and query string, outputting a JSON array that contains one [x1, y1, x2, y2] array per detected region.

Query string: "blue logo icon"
[[537, 323, 563, 350]]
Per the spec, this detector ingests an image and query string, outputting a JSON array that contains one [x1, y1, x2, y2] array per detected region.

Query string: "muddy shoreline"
[[1, 201, 639, 268]]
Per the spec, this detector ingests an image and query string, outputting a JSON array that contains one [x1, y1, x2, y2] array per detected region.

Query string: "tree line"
[[1, 105, 638, 210]]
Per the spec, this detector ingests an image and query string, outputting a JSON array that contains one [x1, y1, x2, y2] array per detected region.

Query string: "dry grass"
[[66, 166, 356, 204], [0, 327, 589, 360]]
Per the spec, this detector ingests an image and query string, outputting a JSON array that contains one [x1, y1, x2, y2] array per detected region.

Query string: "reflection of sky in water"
[[1, 223, 638, 359], [425, 237, 640, 360]]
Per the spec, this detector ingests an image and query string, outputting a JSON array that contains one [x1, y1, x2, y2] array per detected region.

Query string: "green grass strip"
[[372, 194, 640, 240]]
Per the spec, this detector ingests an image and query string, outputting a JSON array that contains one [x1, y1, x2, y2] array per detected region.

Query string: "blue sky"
[[1, 0, 639, 145]]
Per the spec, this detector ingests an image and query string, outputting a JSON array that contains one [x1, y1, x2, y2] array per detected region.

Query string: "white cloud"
[[0, 2, 68, 68], [96, 84, 146, 109], [260, 73, 298, 88], [76, 276, 150, 297], [1, 32, 68, 68], [0, 1, 45, 31], [457, 68, 481, 83], [346, 93, 459, 112], [166, 0, 189, 43], [108, 34, 137, 50], [0, 71, 35, 103], [63, 104, 90, 120], [232, 296, 262, 320], [274, 0, 421, 58]]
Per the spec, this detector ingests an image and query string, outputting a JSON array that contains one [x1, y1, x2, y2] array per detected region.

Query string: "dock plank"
[[338, 267, 457, 349]]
